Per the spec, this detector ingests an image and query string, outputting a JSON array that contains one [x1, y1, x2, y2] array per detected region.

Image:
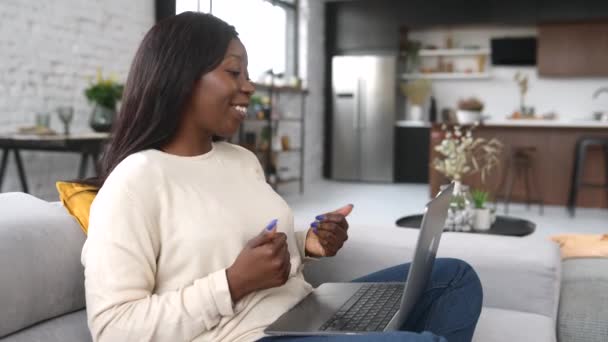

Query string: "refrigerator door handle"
[[355, 78, 361, 130], [359, 79, 366, 129], [336, 93, 354, 98]]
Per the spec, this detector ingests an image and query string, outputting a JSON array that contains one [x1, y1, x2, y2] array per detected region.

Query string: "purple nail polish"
[[313, 227, 318, 234], [311, 221, 319, 228], [315, 215, 325, 221], [266, 219, 278, 231]]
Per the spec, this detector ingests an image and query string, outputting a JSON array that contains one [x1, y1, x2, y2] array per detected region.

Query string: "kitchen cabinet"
[[538, 22, 608, 77], [329, 0, 492, 53], [395, 125, 430, 183], [327, 0, 608, 56], [537, 0, 588, 22], [487, 0, 537, 25], [330, 0, 401, 53], [433, 0, 491, 26], [538, 0, 608, 22]]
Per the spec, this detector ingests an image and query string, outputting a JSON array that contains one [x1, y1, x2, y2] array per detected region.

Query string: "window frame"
[[170, 0, 299, 79]]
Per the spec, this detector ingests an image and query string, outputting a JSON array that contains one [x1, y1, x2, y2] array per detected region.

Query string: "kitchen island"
[[429, 120, 608, 208]]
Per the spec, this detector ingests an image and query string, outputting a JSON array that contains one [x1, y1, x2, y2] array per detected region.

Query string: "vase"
[[408, 104, 424, 121], [90, 105, 115, 132], [456, 110, 482, 125], [442, 181, 474, 232], [473, 208, 492, 231]]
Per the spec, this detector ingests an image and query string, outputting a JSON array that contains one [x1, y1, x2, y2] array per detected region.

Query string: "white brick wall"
[[0, 0, 154, 200]]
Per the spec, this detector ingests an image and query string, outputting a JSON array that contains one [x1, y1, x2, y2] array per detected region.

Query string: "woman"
[[82, 12, 482, 342]]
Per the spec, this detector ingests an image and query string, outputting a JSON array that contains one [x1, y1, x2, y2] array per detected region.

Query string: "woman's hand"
[[305, 204, 353, 257], [226, 220, 291, 302]]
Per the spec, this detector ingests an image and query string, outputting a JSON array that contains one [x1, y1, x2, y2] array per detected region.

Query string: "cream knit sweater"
[[82, 142, 313, 342]]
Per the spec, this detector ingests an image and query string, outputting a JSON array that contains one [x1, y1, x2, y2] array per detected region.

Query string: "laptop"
[[265, 182, 455, 336]]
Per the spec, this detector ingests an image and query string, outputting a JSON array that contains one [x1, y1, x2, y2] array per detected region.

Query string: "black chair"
[[567, 137, 608, 217], [497, 146, 544, 215]]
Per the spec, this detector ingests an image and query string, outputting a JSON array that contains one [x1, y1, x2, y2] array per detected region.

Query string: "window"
[[176, 0, 210, 14], [176, 0, 295, 82]]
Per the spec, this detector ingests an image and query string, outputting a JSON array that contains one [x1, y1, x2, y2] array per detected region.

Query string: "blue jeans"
[[259, 258, 483, 342]]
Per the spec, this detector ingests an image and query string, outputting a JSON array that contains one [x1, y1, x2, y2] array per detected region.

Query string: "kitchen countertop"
[[395, 119, 608, 129], [482, 119, 608, 128], [395, 120, 431, 128]]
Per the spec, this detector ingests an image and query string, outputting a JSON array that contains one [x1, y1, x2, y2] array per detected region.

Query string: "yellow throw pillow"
[[56, 181, 99, 235], [551, 234, 608, 259]]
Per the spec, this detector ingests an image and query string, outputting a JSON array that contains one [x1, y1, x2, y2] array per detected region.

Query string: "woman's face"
[[186, 39, 255, 138]]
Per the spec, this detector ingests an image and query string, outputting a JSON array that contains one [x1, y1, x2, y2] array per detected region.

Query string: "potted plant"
[[400, 79, 431, 121], [471, 189, 492, 231], [84, 68, 124, 132], [456, 97, 484, 124], [404, 40, 422, 73]]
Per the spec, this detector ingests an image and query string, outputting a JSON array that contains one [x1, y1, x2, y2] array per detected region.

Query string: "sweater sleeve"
[[240, 145, 318, 263], [82, 181, 234, 341]]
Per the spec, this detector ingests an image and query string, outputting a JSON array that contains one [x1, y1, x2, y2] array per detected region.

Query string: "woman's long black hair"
[[88, 12, 238, 187]]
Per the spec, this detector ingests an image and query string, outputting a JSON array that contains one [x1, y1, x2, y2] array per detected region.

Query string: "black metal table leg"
[[13, 149, 29, 193], [92, 152, 100, 176], [0, 148, 10, 191], [78, 153, 89, 179]]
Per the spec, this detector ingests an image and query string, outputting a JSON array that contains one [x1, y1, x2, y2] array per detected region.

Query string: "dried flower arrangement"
[[433, 124, 503, 183]]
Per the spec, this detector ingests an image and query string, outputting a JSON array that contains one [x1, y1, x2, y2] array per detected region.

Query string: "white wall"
[[0, 0, 154, 199], [409, 26, 608, 121], [298, 0, 325, 184]]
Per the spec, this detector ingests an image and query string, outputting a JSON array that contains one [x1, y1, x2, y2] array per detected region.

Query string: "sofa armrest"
[[303, 225, 561, 321], [0, 193, 86, 338]]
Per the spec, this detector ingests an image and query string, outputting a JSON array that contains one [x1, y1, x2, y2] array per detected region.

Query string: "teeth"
[[233, 105, 247, 116]]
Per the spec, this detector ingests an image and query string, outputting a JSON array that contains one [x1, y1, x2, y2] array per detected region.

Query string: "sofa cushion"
[[0, 310, 90, 342], [551, 234, 608, 259], [473, 307, 556, 342], [302, 225, 561, 320], [55, 181, 99, 234], [0, 193, 86, 338], [558, 258, 608, 342]]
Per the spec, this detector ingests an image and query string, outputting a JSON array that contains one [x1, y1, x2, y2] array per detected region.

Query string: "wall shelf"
[[254, 148, 302, 154], [417, 48, 491, 57], [244, 117, 302, 123], [253, 83, 308, 94], [400, 72, 491, 80]]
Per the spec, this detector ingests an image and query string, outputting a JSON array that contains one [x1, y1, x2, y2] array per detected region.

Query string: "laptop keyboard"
[[318, 283, 404, 332]]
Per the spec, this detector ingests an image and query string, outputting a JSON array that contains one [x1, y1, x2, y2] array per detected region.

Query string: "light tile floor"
[[284, 180, 608, 242]]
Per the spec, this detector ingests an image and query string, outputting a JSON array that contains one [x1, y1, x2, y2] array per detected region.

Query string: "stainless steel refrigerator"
[[331, 55, 396, 182]]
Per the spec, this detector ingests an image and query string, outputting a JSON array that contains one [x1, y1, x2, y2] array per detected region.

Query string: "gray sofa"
[[0, 192, 566, 341]]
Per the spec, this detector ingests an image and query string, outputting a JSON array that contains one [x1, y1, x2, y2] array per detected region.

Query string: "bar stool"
[[567, 137, 608, 217], [498, 146, 544, 215]]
